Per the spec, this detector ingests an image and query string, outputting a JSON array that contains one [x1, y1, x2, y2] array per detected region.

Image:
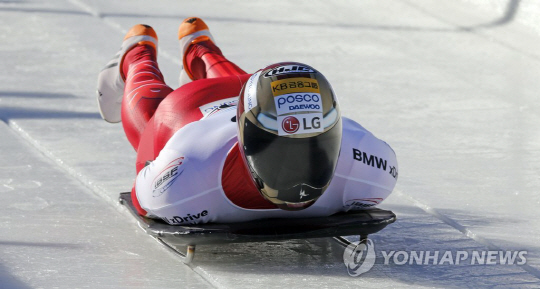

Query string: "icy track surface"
[[1, 0, 540, 288]]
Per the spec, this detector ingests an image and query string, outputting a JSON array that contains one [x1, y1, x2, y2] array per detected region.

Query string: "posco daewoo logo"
[[274, 93, 322, 115]]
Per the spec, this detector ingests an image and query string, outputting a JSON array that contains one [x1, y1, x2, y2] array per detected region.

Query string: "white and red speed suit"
[[121, 41, 398, 225]]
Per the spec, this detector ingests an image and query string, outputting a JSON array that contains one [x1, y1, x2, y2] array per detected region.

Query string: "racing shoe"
[[178, 17, 215, 86], [97, 24, 158, 123]]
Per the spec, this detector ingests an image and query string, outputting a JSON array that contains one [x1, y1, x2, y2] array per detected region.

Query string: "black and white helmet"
[[237, 62, 342, 211]]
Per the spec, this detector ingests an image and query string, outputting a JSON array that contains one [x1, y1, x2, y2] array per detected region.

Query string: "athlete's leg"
[[122, 44, 175, 217], [131, 17, 251, 215], [185, 39, 246, 80], [121, 44, 173, 150], [179, 17, 246, 84]]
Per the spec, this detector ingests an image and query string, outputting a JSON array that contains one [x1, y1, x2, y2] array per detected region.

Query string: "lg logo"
[[278, 114, 323, 136], [282, 116, 300, 133]]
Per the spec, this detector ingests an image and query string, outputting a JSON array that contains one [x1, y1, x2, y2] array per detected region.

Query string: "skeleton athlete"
[[96, 17, 398, 225]]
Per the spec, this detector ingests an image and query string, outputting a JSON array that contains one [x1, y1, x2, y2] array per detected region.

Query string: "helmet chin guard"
[[237, 62, 342, 210]]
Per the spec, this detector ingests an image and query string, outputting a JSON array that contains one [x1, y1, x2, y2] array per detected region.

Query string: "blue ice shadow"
[[0, 91, 77, 99], [0, 262, 32, 289], [0, 106, 101, 121]]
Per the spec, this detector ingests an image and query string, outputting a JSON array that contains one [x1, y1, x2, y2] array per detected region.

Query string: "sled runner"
[[119, 192, 396, 264]]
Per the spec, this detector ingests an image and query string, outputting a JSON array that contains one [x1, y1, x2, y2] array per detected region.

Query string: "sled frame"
[[119, 192, 395, 264]]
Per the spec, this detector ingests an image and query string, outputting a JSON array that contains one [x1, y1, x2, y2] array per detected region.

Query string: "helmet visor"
[[243, 118, 342, 193]]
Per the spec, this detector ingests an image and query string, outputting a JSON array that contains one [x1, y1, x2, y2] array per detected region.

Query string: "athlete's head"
[[237, 62, 342, 211]]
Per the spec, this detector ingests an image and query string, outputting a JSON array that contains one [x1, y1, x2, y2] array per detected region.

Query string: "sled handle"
[[154, 237, 196, 264], [333, 235, 368, 247]]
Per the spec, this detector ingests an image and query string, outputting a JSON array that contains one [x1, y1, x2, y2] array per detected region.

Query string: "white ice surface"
[[1, 0, 540, 288]]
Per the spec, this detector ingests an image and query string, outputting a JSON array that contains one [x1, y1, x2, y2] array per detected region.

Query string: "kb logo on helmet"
[[278, 113, 323, 136]]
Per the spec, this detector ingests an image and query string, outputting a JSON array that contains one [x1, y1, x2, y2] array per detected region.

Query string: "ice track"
[[1, 0, 540, 288]]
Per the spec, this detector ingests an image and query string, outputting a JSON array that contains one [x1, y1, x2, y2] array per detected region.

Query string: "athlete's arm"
[[339, 118, 398, 210], [134, 147, 186, 219]]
